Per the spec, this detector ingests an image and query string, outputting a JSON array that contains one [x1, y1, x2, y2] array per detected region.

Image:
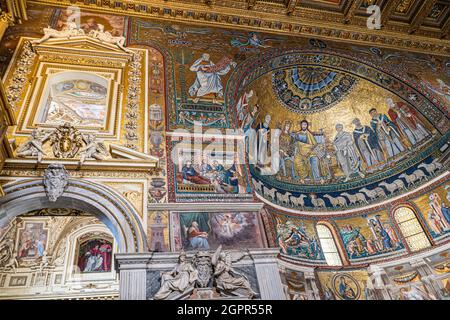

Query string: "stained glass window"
[[316, 224, 343, 266], [394, 207, 431, 251]]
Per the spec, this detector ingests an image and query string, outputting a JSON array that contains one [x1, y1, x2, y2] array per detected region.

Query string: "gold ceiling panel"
[[25, 0, 450, 55]]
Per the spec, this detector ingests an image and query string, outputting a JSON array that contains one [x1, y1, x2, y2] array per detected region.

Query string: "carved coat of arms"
[[193, 251, 213, 288], [49, 123, 83, 158], [44, 163, 69, 202]]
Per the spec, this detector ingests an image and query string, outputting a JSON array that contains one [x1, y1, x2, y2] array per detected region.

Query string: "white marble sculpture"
[[88, 24, 133, 54], [31, 22, 85, 44], [211, 245, 257, 299], [153, 251, 199, 300], [16, 128, 51, 163], [79, 133, 110, 165]]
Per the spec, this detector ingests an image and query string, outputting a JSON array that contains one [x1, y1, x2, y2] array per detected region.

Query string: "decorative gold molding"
[[343, 0, 361, 24], [381, 0, 403, 26], [408, 0, 438, 34], [6, 0, 27, 23], [441, 15, 450, 39], [3, 158, 158, 172], [27, 0, 450, 56]]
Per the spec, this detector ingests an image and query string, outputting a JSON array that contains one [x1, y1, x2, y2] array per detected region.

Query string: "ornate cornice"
[[147, 202, 264, 211], [28, 0, 450, 56]]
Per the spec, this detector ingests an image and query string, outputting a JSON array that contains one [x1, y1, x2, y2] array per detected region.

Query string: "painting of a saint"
[[318, 270, 369, 300], [427, 192, 450, 235], [77, 239, 113, 273], [180, 213, 210, 250], [186, 221, 210, 250], [352, 118, 384, 171], [276, 219, 323, 260], [279, 121, 298, 179], [255, 114, 271, 167], [368, 215, 401, 251], [339, 212, 403, 259], [334, 275, 359, 300], [189, 53, 236, 104], [240, 103, 259, 163], [386, 98, 430, 146], [333, 123, 364, 181], [177, 212, 263, 251], [16, 222, 48, 260], [369, 108, 406, 160]]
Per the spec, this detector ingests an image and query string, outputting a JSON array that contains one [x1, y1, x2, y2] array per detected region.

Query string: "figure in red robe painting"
[[185, 221, 210, 250], [99, 242, 112, 271], [386, 98, 430, 147], [78, 239, 113, 272]]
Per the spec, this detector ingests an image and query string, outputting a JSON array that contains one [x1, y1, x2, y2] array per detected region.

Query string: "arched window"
[[316, 224, 343, 266], [394, 206, 431, 252]]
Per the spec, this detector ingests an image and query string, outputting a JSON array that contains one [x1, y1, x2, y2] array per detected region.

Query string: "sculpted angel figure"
[[211, 245, 257, 299], [16, 128, 52, 163], [88, 24, 133, 54], [153, 251, 198, 300], [31, 22, 85, 44], [79, 133, 110, 165]]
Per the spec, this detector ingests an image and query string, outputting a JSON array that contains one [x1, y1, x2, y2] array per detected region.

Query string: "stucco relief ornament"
[[0, 220, 19, 271], [43, 163, 69, 202], [88, 24, 133, 54], [124, 52, 142, 149], [49, 123, 83, 158], [79, 133, 110, 165], [0, 239, 18, 272], [6, 41, 36, 111], [31, 22, 85, 45], [0, 11, 14, 26], [16, 128, 52, 163]]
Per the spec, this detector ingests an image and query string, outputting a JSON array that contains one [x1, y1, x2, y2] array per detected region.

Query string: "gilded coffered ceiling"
[[16, 0, 449, 56]]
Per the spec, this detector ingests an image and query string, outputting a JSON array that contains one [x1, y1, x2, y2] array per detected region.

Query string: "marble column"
[[251, 249, 286, 300], [115, 254, 149, 300], [367, 265, 391, 300], [305, 272, 320, 300]]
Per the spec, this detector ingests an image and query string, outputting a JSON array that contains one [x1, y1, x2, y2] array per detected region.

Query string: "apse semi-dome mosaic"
[[272, 66, 358, 114], [228, 49, 449, 213]]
